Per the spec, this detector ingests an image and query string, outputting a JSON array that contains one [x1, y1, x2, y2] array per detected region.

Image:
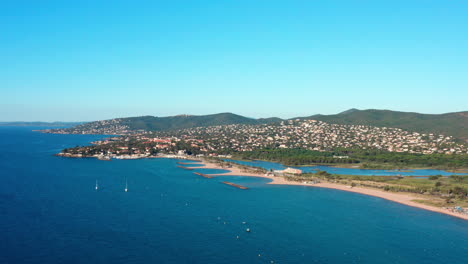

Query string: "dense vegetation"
[[286, 173, 468, 207], [232, 148, 468, 169], [232, 149, 361, 165]]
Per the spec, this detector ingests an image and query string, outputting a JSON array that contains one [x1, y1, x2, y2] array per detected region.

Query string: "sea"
[[0, 126, 467, 264]]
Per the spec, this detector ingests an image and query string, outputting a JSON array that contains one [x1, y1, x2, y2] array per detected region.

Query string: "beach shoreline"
[[187, 160, 468, 221], [224, 157, 468, 173]]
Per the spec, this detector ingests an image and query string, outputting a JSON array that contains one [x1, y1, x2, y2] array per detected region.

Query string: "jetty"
[[177, 165, 194, 170], [177, 162, 199, 165], [222, 181, 248, 190], [194, 172, 213, 178]]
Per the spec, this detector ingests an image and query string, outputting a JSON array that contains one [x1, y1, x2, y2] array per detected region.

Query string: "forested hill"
[[43, 113, 281, 134], [302, 109, 468, 142], [41, 110, 468, 141]]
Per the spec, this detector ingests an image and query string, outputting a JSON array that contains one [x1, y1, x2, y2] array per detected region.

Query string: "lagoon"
[[224, 159, 468, 177]]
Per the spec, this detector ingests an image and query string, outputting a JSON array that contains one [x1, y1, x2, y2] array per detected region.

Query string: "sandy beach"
[[187, 161, 468, 221]]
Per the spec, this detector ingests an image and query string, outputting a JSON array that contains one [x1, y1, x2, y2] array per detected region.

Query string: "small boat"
[[95, 180, 99, 190], [246, 228, 251, 232], [125, 179, 128, 192]]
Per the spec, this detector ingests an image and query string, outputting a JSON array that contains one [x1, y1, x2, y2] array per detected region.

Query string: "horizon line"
[[1, 108, 467, 123]]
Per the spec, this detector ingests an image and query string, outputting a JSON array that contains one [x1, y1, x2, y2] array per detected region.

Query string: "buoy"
[[246, 228, 250, 232]]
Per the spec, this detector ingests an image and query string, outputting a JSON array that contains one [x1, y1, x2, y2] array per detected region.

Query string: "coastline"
[[58, 152, 467, 172], [226, 157, 468, 172], [188, 160, 468, 221]]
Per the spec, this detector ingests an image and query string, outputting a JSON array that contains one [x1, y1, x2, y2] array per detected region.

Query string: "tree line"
[[230, 148, 468, 168]]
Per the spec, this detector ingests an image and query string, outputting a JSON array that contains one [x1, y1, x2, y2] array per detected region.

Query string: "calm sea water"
[[1, 127, 467, 264], [224, 159, 468, 176]]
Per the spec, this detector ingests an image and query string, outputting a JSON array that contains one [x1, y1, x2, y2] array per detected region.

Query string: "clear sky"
[[1, 0, 467, 121]]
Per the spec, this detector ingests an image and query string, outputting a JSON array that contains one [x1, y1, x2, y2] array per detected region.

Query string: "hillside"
[[302, 109, 468, 142], [42, 109, 468, 141], [44, 113, 281, 134]]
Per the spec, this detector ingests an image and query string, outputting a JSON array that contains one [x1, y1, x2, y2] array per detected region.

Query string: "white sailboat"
[[125, 179, 128, 192], [95, 180, 99, 190]]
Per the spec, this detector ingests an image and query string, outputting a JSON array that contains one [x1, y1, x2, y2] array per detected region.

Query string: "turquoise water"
[[224, 159, 468, 176], [1, 127, 467, 263]]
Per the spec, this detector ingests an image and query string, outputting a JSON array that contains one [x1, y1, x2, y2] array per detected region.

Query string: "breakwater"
[[222, 181, 248, 189], [194, 172, 213, 178], [177, 165, 194, 170]]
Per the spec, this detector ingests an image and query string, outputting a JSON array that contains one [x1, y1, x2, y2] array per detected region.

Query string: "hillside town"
[[58, 119, 467, 160], [42, 118, 138, 135], [152, 120, 466, 154]]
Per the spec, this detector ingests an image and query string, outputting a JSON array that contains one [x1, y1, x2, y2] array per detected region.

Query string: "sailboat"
[[95, 180, 99, 190], [125, 179, 128, 192]]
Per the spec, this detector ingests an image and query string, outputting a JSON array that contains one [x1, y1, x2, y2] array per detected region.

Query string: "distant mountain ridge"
[[44, 113, 282, 134], [337, 108, 359, 115], [43, 110, 468, 142], [302, 109, 468, 142], [120, 113, 275, 130], [0, 121, 83, 127]]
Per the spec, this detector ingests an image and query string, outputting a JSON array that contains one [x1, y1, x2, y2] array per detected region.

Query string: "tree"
[[449, 175, 464, 182]]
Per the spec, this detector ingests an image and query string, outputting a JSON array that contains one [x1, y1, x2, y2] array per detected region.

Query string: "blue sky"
[[1, 0, 467, 121]]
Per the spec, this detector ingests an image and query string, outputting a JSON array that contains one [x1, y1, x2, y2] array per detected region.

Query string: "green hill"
[[49, 113, 281, 134], [302, 109, 468, 142], [118, 113, 264, 131], [45, 110, 468, 141]]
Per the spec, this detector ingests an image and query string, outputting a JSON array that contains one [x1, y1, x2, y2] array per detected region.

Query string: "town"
[[57, 119, 467, 161]]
